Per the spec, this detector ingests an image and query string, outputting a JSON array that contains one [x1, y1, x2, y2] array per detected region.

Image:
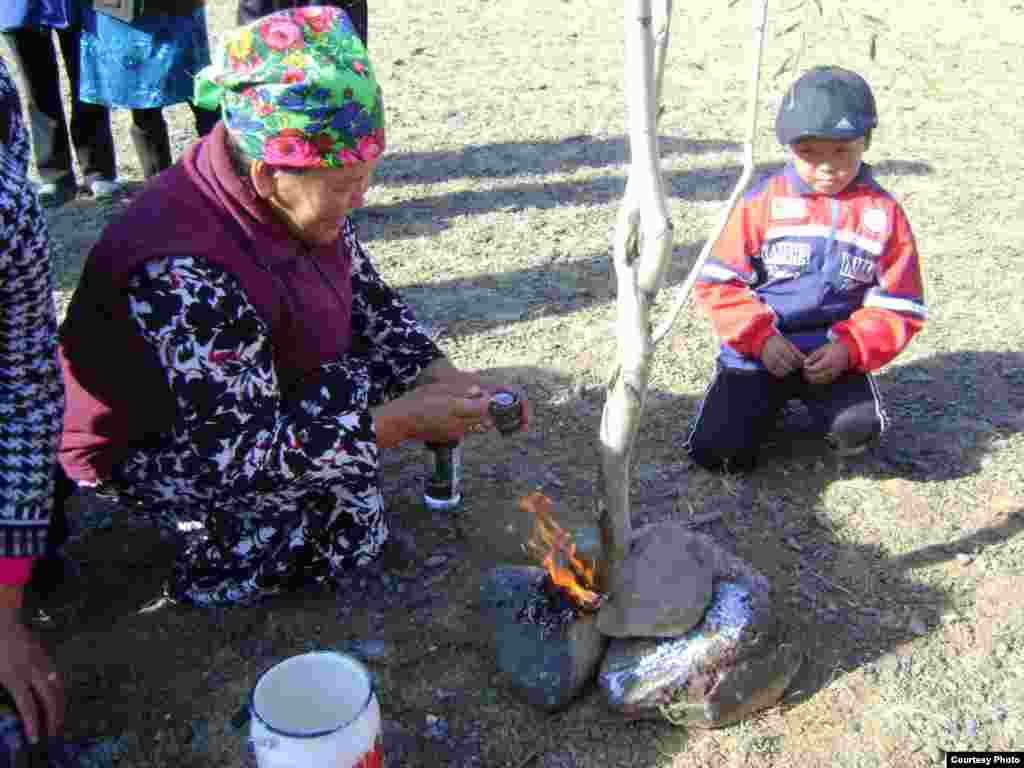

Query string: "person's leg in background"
[[185, 5, 217, 139], [340, 0, 368, 45], [1, 27, 77, 206], [189, 101, 218, 137], [129, 107, 173, 179], [53, 23, 118, 197]]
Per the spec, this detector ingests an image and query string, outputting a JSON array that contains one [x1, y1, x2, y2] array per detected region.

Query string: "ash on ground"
[[515, 573, 602, 639]]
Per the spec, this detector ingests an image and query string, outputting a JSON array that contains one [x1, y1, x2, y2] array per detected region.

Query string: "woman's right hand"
[[372, 382, 491, 448]]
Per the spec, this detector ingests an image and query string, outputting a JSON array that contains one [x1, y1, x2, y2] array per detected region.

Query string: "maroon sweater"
[[59, 122, 356, 483]]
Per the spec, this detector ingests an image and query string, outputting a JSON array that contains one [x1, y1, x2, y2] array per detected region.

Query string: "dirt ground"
[[6, 0, 1024, 765]]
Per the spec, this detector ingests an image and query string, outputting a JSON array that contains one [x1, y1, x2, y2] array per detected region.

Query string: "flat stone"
[[481, 566, 608, 712], [600, 584, 800, 726], [599, 534, 801, 727], [597, 523, 714, 638]]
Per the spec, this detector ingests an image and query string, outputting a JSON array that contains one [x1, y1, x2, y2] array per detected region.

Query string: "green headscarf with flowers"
[[194, 6, 384, 169]]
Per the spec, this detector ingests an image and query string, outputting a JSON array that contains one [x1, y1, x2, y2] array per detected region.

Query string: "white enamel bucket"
[[248, 651, 383, 768]]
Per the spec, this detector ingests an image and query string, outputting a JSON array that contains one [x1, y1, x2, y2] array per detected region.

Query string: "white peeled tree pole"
[[595, 0, 769, 615], [594, 0, 673, 600]]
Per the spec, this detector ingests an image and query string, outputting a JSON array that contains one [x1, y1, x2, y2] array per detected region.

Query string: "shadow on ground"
[[394, 240, 702, 339], [360, 158, 934, 242], [46, 181, 146, 294], [373, 135, 742, 186], [35, 350, 1021, 765]]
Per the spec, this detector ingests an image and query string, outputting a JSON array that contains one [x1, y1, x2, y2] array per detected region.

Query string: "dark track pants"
[[2, 26, 116, 185], [687, 364, 886, 473]]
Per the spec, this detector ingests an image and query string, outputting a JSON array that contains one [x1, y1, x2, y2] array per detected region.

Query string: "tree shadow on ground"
[[373, 135, 741, 186], [394, 240, 701, 339], [359, 158, 934, 242]]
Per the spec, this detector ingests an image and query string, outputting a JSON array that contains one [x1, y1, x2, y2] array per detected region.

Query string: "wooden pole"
[[594, 0, 673, 613], [596, 0, 769, 633]]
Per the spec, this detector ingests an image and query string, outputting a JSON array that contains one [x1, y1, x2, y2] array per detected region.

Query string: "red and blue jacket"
[[695, 162, 926, 373]]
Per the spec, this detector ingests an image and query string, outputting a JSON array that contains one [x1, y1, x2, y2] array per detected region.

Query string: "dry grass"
[[5, 0, 1024, 764]]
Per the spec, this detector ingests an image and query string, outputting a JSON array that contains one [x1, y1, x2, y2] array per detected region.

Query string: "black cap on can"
[[775, 66, 877, 146], [488, 391, 522, 435]]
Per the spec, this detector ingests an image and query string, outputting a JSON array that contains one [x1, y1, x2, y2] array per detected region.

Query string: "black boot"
[[129, 122, 173, 179]]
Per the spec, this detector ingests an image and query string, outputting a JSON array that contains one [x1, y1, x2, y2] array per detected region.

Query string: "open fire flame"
[[519, 490, 603, 612]]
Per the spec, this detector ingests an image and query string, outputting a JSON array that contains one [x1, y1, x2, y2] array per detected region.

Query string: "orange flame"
[[519, 490, 602, 611]]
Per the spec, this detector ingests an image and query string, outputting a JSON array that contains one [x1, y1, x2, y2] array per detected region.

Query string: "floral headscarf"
[[193, 6, 384, 169]]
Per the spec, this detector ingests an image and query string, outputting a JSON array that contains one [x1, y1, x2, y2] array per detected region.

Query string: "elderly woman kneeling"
[[58, 7, 526, 606]]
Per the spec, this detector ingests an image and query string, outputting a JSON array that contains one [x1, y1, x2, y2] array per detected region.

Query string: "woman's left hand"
[[417, 361, 529, 433]]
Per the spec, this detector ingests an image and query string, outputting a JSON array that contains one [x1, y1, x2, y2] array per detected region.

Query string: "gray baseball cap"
[[776, 66, 878, 145]]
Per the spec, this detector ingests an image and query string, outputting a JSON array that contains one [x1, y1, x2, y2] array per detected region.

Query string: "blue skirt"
[[78, 7, 211, 109], [0, 0, 73, 31]]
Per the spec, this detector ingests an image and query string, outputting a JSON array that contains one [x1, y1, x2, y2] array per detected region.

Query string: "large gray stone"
[[596, 523, 714, 638], [481, 566, 608, 712], [598, 531, 802, 727]]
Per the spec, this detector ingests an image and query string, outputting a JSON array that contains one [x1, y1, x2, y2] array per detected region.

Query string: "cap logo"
[[835, 116, 855, 130]]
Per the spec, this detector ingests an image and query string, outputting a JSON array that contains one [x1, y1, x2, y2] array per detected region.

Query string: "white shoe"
[[37, 177, 77, 207], [89, 178, 120, 200]]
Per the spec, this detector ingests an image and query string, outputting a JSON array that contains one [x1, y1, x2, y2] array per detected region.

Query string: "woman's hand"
[[372, 381, 491, 448], [0, 586, 63, 744], [415, 360, 530, 434]]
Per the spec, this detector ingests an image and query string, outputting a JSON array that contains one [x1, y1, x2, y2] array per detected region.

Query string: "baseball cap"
[[775, 66, 877, 145]]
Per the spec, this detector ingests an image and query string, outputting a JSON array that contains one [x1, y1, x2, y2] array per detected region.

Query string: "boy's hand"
[[760, 335, 805, 378], [803, 342, 850, 385]]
